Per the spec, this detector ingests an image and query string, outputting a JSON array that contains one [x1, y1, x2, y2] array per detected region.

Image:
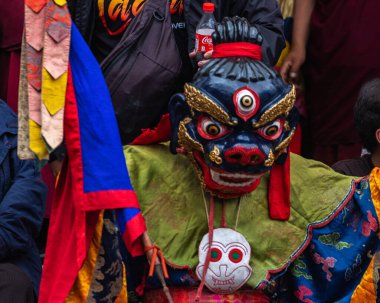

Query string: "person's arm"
[[280, 0, 316, 82], [229, 0, 286, 66], [189, 0, 285, 67], [0, 147, 46, 259]]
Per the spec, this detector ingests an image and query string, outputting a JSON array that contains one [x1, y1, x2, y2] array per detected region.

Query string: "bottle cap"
[[203, 2, 215, 12]]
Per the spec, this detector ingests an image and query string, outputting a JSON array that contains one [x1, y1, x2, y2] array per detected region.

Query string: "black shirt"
[[92, 0, 193, 84], [332, 154, 374, 177]]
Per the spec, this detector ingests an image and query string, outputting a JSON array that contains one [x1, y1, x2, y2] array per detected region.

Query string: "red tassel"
[[195, 195, 215, 302], [268, 154, 291, 221], [289, 124, 302, 155]]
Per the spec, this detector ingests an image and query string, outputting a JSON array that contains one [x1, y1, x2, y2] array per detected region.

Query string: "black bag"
[[101, 0, 182, 145]]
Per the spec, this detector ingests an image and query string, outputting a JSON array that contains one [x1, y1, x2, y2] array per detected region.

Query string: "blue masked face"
[[169, 58, 298, 199]]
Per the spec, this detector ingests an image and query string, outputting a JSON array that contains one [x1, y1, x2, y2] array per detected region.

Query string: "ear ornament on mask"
[[274, 128, 296, 155], [264, 149, 275, 167], [169, 93, 191, 154], [178, 119, 204, 153]]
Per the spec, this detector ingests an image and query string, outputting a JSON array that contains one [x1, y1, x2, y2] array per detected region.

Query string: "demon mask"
[[169, 17, 298, 199]]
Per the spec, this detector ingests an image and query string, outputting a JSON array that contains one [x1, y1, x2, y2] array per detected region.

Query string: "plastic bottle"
[[195, 2, 216, 61]]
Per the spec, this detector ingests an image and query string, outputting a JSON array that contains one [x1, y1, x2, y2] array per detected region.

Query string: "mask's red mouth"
[[193, 152, 262, 198]]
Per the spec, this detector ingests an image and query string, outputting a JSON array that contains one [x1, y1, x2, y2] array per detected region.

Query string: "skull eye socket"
[[210, 248, 222, 262], [197, 115, 230, 140], [229, 248, 243, 263], [257, 119, 284, 140]]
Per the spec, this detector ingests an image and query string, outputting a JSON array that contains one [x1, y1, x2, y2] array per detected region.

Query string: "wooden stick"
[[142, 232, 174, 303]]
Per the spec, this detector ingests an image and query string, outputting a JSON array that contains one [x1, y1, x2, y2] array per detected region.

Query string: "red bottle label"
[[195, 33, 213, 53]]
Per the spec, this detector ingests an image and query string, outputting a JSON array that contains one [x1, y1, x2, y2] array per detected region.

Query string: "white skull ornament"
[[196, 228, 252, 294]]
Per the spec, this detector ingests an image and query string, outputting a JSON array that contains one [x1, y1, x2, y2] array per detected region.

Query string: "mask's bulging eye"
[[210, 248, 222, 262], [240, 95, 254, 109], [229, 248, 243, 263], [233, 87, 260, 121], [206, 124, 220, 136], [198, 115, 230, 139], [266, 125, 279, 136], [257, 119, 284, 140]]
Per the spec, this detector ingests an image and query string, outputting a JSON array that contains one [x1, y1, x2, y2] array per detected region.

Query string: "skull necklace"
[[195, 193, 253, 295]]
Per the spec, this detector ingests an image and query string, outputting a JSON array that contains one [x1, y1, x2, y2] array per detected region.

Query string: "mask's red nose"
[[224, 147, 265, 165]]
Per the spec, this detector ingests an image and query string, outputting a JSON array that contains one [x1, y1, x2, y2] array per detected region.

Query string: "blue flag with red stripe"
[[40, 24, 146, 303]]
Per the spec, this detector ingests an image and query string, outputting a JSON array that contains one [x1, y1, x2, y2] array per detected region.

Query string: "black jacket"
[[67, 0, 285, 66], [0, 100, 46, 294]]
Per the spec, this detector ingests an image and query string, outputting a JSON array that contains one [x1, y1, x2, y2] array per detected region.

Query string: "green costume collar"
[[124, 144, 356, 288]]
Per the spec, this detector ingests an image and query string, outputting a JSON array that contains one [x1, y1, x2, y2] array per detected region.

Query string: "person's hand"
[[189, 50, 213, 68], [189, 50, 196, 60], [198, 50, 213, 67], [280, 47, 306, 83]]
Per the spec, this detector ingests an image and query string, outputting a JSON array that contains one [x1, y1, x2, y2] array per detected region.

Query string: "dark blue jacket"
[[0, 100, 46, 294]]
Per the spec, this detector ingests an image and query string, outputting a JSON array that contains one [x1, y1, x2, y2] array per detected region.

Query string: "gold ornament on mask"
[[209, 145, 223, 165], [264, 149, 275, 167], [284, 121, 290, 131], [252, 85, 296, 129], [187, 152, 206, 189], [184, 84, 236, 126], [178, 118, 204, 153], [275, 128, 296, 155]]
